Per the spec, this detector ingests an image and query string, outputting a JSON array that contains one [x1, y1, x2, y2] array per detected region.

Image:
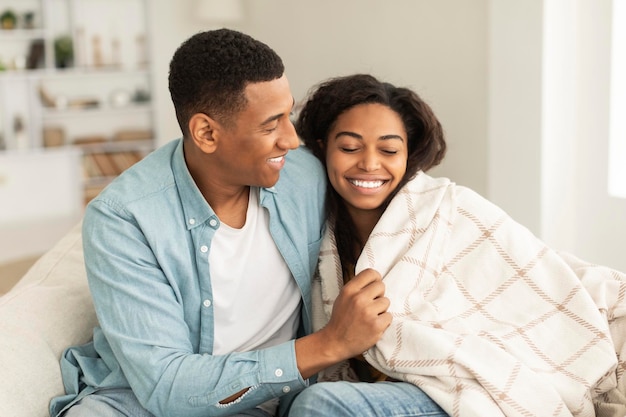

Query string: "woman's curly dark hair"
[[295, 74, 446, 276], [168, 29, 284, 138]]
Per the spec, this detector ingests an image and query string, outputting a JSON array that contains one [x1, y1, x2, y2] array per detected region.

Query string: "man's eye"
[[264, 123, 279, 133]]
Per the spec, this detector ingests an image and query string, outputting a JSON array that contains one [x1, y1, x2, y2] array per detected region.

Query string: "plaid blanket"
[[312, 172, 626, 417]]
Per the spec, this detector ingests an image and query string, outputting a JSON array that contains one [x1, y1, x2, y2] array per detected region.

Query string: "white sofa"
[[0, 222, 97, 417]]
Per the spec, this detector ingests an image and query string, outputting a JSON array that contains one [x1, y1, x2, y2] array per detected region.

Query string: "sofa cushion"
[[0, 222, 97, 417]]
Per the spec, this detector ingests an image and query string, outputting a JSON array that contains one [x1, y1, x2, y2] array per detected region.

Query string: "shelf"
[[42, 102, 152, 119], [0, 29, 45, 40], [40, 66, 148, 78], [0, 0, 153, 207], [0, 67, 149, 79], [76, 138, 154, 153], [82, 149, 144, 186]]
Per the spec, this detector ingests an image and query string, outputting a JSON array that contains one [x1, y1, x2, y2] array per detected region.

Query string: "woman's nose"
[[357, 150, 380, 172]]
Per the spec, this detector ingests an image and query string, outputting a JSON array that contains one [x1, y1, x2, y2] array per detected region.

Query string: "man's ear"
[[189, 113, 219, 154]]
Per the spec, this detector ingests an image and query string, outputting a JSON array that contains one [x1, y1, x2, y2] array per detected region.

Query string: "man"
[[50, 29, 391, 417]]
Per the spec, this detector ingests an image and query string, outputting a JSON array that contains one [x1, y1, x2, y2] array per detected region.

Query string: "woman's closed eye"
[[340, 147, 359, 153]]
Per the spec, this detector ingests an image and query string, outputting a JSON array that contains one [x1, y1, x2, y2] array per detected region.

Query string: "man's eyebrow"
[[260, 98, 296, 126], [260, 114, 282, 126]]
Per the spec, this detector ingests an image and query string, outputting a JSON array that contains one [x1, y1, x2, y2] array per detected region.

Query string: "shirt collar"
[[171, 139, 216, 230], [172, 139, 280, 230]]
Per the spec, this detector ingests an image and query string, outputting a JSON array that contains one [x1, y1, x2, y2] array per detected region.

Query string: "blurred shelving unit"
[[0, 0, 156, 207]]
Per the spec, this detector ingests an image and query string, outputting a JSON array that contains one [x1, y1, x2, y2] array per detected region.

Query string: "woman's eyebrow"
[[334, 131, 363, 140], [334, 132, 405, 142], [379, 134, 405, 142]]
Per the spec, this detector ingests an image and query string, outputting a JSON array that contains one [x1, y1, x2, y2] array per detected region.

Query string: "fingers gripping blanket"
[[312, 172, 626, 417]]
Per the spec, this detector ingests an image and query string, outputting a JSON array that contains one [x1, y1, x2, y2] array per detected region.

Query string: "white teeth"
[[350, 179, 384, 188], [268, 156, 283, 163]]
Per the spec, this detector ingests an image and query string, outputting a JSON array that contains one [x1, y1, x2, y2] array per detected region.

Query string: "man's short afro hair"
[[168, 28, 285, 136]]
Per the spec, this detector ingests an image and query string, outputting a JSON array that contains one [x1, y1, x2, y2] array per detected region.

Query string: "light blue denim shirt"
[[50, 139, 326, 417]]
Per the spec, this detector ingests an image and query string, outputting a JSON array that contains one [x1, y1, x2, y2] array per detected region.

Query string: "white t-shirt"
[[209, 187, 301, 355]]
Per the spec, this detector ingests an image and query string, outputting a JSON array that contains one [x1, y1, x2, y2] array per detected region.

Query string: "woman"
[[291, 74, 626, 417]]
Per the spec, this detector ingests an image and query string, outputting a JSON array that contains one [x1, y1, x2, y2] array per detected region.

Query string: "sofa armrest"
[[0, 221, 97, 417]]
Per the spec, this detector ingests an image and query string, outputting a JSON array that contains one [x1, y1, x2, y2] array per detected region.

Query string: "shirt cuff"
[[258, 340, 308, 396]]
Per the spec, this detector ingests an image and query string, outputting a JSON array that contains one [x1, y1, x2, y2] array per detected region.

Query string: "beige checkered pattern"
[[312, 172, 626, 417]]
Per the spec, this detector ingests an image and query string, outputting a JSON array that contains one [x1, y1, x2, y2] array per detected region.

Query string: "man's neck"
[[209, 186, 250, 229], [183, 139, 251, 229]]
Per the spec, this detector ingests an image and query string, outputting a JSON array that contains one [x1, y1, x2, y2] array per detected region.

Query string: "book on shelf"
[[82, 153, 102, 178], [109, 151, 142, 172], [90, 152, 118, 177], [42, 126, 65, 147], [84, 184, 105, 205], [112, 129, 153, 142], [83, 151, 143, 179], [74, 135, 107, 146]]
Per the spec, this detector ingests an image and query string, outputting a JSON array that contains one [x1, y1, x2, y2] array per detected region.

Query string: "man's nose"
[[278, 119, 300, 150]]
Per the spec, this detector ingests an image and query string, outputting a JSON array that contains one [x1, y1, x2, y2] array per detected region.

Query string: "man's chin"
[[256, 177, 280, 189]]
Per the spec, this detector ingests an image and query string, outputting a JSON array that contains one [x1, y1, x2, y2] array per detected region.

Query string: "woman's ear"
[[316, 139, 325, 151], [189, 113, 219, 154]]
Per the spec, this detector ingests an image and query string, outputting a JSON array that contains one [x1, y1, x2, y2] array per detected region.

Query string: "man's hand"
[[323, 268, 391, 358], [294, 268, 391, 379]]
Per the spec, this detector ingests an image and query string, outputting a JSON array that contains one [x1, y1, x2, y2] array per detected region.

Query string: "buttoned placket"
[[194, 215, 221, 353]]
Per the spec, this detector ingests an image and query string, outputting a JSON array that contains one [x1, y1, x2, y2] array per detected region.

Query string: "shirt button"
[[203, 299, 211, 308], [282, 386, 291, 393], [274, 368, 283, 377], [209, 218, 218, 227], [200, 245, 208, 253], [188, 218, 195, 225]]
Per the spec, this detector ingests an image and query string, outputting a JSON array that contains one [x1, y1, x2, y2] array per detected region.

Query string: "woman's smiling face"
[[325, 103, 408, 218]]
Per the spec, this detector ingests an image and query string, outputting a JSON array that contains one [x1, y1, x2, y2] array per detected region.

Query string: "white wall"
[[1, 0, 621, 271], [490, 0, 626, 271], [488, 0, 544, 234], [145, 0, 626, 272], [147, 0, 217, 148], [0, 148, 82, 262], [149, 0, 489, 195], [568, 0, 626, 270]]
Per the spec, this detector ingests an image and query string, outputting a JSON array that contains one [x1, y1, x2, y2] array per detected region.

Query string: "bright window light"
[[609, 0, 626, 198]]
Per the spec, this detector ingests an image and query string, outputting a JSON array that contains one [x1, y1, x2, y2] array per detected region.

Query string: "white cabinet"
[[0, 147, 82, 263], [0, 0, 155, 204]]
